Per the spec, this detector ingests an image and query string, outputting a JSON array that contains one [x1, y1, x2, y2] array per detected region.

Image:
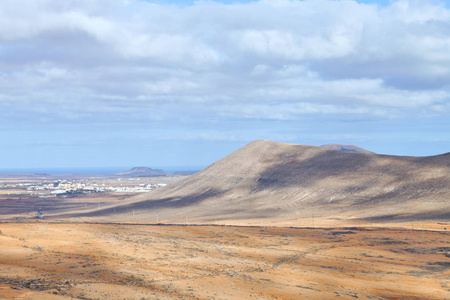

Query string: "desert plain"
[[0, 222, 449, 300]]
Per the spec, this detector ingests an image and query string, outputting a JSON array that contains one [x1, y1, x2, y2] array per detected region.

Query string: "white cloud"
[[0, 0, 449, 126]]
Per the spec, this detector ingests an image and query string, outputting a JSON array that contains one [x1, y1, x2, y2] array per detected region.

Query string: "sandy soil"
[[0, 222, 449, 299]]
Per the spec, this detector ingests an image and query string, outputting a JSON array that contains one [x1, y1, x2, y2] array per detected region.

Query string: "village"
[[0, 174, 188, 221], [1, 177, 169, 197]]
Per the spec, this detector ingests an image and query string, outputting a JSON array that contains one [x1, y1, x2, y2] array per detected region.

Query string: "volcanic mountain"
[[114, 167, 168, 177], [58, 140, 450, 226]]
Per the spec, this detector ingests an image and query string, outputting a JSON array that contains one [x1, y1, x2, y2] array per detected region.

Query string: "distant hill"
[[172, 170, 199, 175], [321, 144, 374, 153], [114, 167, 169, 177], [57, 140, 450, 226]]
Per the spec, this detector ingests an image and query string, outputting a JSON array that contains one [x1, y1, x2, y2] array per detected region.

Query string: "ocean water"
[[0, 166, 204, 175], [0, 167, 127, 175]]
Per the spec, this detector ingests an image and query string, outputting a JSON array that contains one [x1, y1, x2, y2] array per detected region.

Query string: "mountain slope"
[[57, 140, 450, 226]]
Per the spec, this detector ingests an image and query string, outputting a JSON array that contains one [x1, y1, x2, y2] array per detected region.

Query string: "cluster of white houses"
[[26, 179, 167, 196]]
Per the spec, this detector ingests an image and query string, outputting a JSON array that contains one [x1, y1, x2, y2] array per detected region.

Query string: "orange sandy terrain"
[[0, 222, 449, 299]]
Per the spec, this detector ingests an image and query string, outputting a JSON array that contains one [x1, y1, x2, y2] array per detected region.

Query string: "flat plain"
[[0, 222, 449, 299]]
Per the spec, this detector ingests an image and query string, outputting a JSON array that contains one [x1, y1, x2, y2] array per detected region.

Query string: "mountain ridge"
[[320, 144, 374, 153], [56, 139, 450, 226], [114, 167, 169, 177]]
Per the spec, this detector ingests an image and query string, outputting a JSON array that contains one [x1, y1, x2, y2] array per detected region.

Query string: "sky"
[[1, 0, 450, 171]]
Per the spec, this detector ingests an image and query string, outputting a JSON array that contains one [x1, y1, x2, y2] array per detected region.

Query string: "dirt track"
[[0, 222, 449, 299]]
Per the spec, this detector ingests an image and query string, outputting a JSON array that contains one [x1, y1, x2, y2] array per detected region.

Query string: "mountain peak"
[[114, 167, 168, 177], [68, 140, 449, 226], [321, 144, 374, 154]]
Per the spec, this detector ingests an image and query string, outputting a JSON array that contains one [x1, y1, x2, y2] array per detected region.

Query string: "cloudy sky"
[[1, 0, 449, 171]]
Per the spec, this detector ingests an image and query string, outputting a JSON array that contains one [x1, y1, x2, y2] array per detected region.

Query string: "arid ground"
[[0, 222, 449, 299]]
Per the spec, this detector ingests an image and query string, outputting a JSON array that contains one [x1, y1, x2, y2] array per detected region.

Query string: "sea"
[[0, 166, 204, 175]]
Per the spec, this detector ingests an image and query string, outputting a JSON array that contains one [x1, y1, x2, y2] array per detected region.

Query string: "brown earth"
[[55, 140, 450, 228], [0, 222, 449, 299]]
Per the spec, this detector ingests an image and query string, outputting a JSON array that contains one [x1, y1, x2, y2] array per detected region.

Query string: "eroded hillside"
[[51, 140, 450, 227]]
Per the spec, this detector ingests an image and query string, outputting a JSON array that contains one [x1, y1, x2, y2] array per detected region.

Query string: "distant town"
[[1, 178, 168, 197], [0, 166, 194, 198]]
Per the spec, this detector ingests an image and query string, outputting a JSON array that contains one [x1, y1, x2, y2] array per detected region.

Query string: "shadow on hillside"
[[255, 149, 450, 192], [358, 210, 450, 222], [54, 188, 223, 218], [255, 151, 373, 190], [413, 152, 450, 166], [350, 177, 450, 208]]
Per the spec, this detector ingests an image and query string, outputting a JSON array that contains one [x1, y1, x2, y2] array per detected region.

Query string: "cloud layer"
[[1, 0, 449, 166]]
